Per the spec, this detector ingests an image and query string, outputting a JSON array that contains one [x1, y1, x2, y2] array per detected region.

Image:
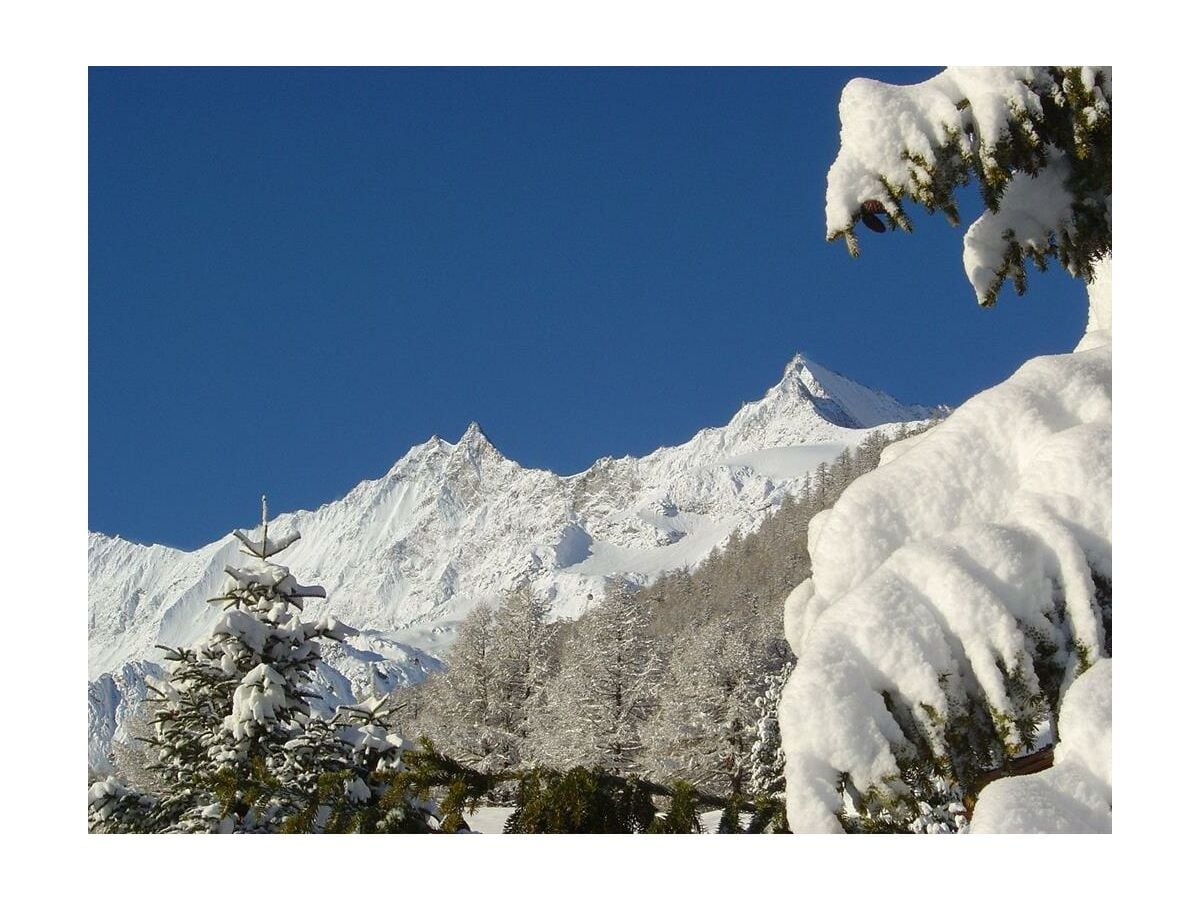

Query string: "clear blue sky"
[[89, 67, 1088, 550]]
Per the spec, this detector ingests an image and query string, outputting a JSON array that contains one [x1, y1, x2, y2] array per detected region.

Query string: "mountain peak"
[[460, 420, 486, 442], [759, 351, 941, 430], [782, 351, 814, 378], [89, 347, 946, 765], [778, 352, 836, 397], [456, 421, 501, 456]]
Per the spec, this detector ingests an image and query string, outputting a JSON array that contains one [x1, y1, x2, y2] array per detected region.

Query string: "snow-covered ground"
[[463, 807, 517, 834], [89, 351, 940, 770]]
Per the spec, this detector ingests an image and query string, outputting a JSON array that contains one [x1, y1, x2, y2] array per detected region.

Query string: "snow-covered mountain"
[[88, 351, 941, 771]]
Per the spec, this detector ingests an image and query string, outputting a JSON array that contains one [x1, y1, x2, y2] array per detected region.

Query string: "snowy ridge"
[[89, 352, 938, 769], [87, 660, 164, 773]]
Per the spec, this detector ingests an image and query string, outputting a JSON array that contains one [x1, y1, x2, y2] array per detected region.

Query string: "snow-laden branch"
[[825, 66, 1111, 305], [970, 659, 1110, 832], [779, 264, 1112, 832]]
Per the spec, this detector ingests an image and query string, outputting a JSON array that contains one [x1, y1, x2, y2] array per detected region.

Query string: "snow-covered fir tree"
[[779, 67, 1112, 834], [88, 500, 430, 833]]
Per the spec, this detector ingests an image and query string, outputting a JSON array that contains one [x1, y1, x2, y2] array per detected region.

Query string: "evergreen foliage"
[[828, 67, 1111, 306], [505, 767, 659, 833], [748, 658, 793, 800], [408, 583, 555, 776], [643, 616, 762, 794], [415, 604, 509, 770], [490, 584, 554, 748], [88, 501, 430, 833], [567, 585, 661, 769], [526, 585, 660, 771]]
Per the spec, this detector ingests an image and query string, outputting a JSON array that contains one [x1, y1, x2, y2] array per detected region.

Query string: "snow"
[[826, 67, 1111, 305], [91, 353, 934, 672], [224, 561, 326, 598], [804, 349, 1110, 603], [338, 694, 389, 719], [87, 660, 163, 774], [962, 152, 1077, 299], [214, 608, 270, 654], [720, 444, 846, 482], [233, 525, 302, 559], [224, 663, 289, 741], [827, 67, 1043, 238], [783, 354, 949, 429], [462, 806, 517, 834], [89, 351, 939, 766], [971, 659, 1111, 832], [779, 260, 1111, 832], [1077, 254, 1112, 351], [87, 776, 146, 822], [344, 777, 371, 804]]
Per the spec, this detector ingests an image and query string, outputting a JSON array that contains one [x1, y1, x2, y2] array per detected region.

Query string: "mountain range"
[[87, 352, 942, 771]]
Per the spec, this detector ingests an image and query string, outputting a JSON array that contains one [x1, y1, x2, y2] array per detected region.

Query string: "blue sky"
[[89, 67, 1088, 549]]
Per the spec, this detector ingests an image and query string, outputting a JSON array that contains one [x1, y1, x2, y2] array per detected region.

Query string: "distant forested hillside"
[[394, 422, 938, 801]]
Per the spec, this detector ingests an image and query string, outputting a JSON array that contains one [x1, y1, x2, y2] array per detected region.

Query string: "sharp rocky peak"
[[777, 352, 832, 396], [391, 422, 500, 464], [744, 352, 854, 427], [455, 421, 500, 454], [459, 420, 487, 444], [741, 351, 936, 431]]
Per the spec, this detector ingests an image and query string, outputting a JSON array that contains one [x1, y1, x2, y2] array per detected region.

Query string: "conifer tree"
[[415, 604, 513, 771], [88, 499, 429, 833], [803, 68, 1112, 834], [643, 617, 762, 794], [748, 659, 793, 801], [576, 585, 661, 770]]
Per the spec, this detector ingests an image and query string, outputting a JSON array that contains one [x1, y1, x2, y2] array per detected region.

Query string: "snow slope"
[[88, 352, 939, 770]]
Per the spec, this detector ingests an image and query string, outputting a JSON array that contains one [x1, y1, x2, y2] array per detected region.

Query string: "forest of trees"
[[391, 424, 934, 814]]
